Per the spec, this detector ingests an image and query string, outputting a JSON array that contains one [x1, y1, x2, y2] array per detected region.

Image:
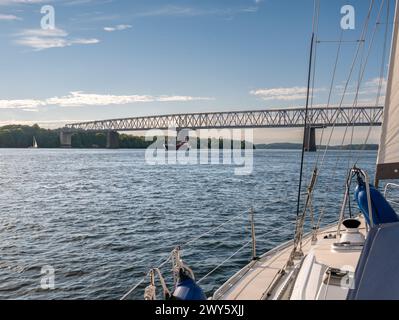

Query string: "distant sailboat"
[[31, 136, 38, 149]]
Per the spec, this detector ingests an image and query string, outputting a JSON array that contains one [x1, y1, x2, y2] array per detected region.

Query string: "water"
[[0, 149, 377, 300]]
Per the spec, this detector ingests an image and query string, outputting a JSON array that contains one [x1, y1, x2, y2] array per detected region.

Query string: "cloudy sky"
[[0, 0, 394, 143]]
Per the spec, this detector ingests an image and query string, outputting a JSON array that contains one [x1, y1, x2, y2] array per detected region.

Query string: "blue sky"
[[0, 0, 394, 143]]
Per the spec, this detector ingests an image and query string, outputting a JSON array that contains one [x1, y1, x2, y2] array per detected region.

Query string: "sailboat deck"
[[210, 0, 399, 301], [214, 217, 367, 300]]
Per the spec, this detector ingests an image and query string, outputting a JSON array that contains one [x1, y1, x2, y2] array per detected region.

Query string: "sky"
[[0, 0, 395, 143]]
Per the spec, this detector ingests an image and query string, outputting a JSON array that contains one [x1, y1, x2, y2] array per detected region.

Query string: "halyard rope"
[[120, 209, 249, 299]]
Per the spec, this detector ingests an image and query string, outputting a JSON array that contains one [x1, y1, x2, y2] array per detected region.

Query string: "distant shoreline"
[[255, 143, 378, 150], [0, 125, 378, 150]]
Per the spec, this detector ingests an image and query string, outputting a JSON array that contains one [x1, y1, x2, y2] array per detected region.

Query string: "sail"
[[33, 137, 38, 148], [376, 1, 399, 183]]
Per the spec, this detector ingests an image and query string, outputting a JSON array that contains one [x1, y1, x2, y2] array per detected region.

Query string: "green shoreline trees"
[[0, 125, 155, 149], [0, 125, 253, 149], [0, 124, 59, 148]]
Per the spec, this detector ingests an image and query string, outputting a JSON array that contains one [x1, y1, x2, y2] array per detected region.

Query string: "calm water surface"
[[0, 149, 377, 299]]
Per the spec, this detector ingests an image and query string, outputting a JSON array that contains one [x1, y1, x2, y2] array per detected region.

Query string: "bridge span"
[[61, 106, 383, 151]]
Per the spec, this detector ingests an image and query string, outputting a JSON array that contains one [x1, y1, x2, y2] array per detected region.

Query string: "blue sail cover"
[[355, 181, 399, 225], [348, 222, 399, 300]]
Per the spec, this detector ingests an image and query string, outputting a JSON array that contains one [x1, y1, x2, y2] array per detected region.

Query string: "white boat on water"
[[122, 0, 399, 301], [29, 136, 38, 149]]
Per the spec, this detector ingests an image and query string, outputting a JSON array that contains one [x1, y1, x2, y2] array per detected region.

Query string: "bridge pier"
[[106, 131, 119, 149], [60, 131, 73, 148], [304, 127, 317, 152]]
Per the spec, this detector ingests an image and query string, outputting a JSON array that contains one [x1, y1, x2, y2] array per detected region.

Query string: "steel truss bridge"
[[65, 106, 383, 132], [61, 106, 383, 150]]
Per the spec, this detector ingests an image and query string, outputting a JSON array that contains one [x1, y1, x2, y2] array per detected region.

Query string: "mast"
[[295, 4, 317, 220], [287, 1, 319, 265], [375, 0, 399, 187]]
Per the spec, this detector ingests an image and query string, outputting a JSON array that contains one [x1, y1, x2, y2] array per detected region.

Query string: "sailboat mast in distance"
[[375, 0, 399, 186]]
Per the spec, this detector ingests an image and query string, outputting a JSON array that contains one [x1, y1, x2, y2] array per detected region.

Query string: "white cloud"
[[364, 77, 387, 90], [0, 13, 21, 20], [252, 78, 387, 104], [136, 5, 259, 18], [0, 98, 44, 110], [0, 91, 215, 110], [46, 92, 155, 107], [334, 77, 387, 103], [18, 28, 68, 37], [63, 0, 93, 6], [0, 0, 47, 4], [137, 6, 202, 17], [157, 95, 212, 102], [0, 119, 92, 129], [14, 27, 99, 50], [16, 36, 66, 50], [104, 24, 132, 32], [250, 86, 322, 101], [71, 38, 99, 45]]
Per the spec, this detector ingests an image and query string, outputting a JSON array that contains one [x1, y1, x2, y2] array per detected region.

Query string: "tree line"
[[0, 124, 60, 148], [0, 125, 253, 149], [0, 125, 153, 149]]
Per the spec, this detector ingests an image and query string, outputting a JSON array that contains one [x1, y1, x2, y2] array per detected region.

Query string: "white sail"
[[33, 136, 38, 148], [376, 1, 399, 183]]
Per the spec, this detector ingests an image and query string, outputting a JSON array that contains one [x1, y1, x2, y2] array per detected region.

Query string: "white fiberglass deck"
[[213, 217, 366, 300]]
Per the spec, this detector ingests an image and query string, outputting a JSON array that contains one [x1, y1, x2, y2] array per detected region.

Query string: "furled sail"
[[376, 1, 399, 184]]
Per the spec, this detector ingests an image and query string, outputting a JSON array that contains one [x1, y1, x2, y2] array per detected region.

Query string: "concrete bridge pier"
[[60, 131, 73, 148], [304, 126, 317, 152], [106, 131, 119, 149]]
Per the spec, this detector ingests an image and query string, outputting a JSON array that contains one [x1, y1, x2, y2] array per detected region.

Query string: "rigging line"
[[290, 0, 319, 260], [308, 0, 376, 232], [310, 0, 321, 110], [311, 0, 319, 33], [309, 36, 318, 112], [121, 221, 290, 299], [308, 0, 320, 166], [356, 0, 391, 162], [321, 0, 379, 223], [347, 0, 386, 169], [122, 209, 247, 299], [318, 0, 375, 171], [181, 210, 248, 247], [120, 252, 173, 300], [302, 1, 373, 232], [295, 0, 318, 221], [339, 0, 375, 107], [197, 224, 290, 284], [307, 29, 344, 214], [316, 29, 344, 164], [317, 40, 365, 43], [197, 240, 252, 284], [347, 22, 369, 166]]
